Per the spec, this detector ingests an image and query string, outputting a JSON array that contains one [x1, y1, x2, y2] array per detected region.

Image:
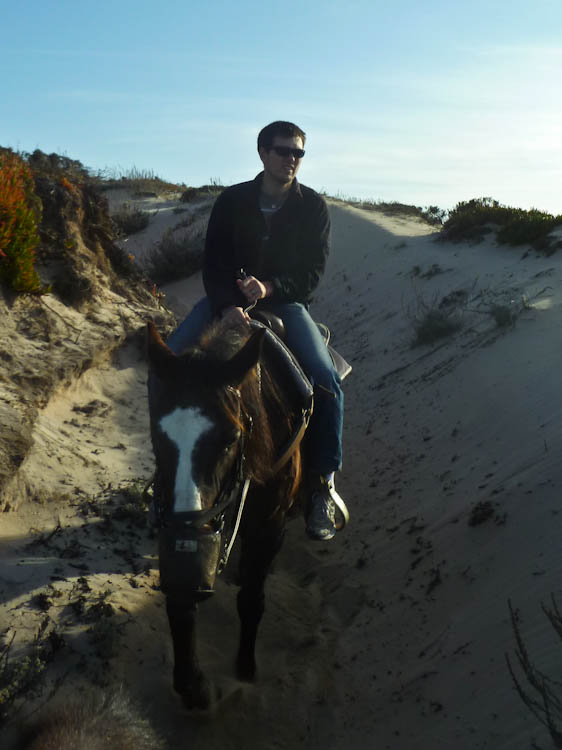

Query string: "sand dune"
[[2, 197, 562, 749]]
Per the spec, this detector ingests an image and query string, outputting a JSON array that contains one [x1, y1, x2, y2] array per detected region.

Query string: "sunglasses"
[[270, 146, 305, 159]]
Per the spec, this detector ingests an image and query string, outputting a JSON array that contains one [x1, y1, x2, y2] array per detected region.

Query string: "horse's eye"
[[223, 428, 241, 453]]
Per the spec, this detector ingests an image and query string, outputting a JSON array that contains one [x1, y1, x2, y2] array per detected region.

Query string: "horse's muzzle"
[[158, 516, 222, 601]]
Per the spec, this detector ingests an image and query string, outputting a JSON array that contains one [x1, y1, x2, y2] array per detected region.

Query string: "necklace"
[[260, 191, 286, 211]]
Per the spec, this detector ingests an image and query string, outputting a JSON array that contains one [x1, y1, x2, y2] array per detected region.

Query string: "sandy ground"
[[3, 198, 562, 748]]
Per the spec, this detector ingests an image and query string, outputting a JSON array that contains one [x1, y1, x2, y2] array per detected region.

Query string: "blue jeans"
[[166, 297, 213, 353], [264, 302, 343, 474], [150, 298, 343, 475]]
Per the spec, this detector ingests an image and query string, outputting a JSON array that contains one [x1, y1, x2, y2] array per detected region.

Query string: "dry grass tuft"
[[507, 597, 562, 747]]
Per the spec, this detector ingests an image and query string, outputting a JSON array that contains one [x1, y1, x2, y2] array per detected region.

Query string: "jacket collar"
[[253, 171, 303, 200]]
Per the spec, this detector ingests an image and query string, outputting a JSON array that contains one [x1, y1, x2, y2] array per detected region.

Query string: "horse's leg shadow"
[[236, 514, 285, 682], [165, 596, 213, 710]]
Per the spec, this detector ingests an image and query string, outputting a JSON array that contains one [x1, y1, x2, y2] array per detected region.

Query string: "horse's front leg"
[[165, 596, 212, 709], [236, 516, 285, 682]]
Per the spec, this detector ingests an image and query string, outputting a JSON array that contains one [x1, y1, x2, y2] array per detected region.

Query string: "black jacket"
[[203, 173, 330, 315]]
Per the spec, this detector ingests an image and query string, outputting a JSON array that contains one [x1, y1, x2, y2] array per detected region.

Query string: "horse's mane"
[[198, 319, 250, 361], [197, 321, 302, 504]]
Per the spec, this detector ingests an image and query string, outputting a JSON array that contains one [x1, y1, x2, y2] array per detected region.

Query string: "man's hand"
[[221, 306, 250, 326], [237, 275, 273, 303]]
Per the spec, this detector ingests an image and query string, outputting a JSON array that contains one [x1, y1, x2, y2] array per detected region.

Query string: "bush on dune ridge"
[[93, 165, 184, 196], [179, 179, 225, 203], [327, 193, 446, 227], [441, 197, 562, 252], [329, 193, 562, 253], [0, 147, 168, 303], [0, 147, 207, 301], [27, 150, 90, 183]]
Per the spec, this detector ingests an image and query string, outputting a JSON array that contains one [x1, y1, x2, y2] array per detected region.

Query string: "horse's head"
[[147, 321, 267, 600], [147, 320, 265, 517]]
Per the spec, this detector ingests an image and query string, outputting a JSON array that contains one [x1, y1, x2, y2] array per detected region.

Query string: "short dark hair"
[[257, 121, 306, 151]]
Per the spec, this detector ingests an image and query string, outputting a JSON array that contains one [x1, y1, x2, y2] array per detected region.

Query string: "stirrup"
[[330, 484, 350, 531]]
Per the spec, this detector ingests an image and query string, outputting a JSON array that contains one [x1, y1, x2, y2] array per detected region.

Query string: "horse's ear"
[[146, 321, 178, 378], [222, 328, 266, 385]]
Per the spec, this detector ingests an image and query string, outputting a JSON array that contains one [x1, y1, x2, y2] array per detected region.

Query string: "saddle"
[[250, 309, 352, 383]]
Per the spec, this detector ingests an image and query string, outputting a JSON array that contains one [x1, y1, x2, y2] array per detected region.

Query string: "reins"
[[270, 404, 312, 474], [219, 478, 251, 573]]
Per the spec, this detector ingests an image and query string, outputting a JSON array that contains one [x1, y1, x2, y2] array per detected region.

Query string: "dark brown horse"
[[147, 319, 310, 709]]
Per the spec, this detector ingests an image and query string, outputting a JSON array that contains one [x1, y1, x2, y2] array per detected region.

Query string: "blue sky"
[[2, 0, 562, 213]]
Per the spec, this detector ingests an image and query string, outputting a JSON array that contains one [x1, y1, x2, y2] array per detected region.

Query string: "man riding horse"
[[159, 120, 346, 541]]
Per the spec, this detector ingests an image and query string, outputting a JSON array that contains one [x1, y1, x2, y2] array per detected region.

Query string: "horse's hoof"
[[174, 675, 213, 711], [235, 656, 257, 683]]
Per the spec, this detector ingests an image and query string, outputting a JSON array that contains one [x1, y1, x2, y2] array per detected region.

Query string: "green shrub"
[[179, 187, 200, 202], [26, 149, 90, 182], [497, 208, 561, 246], [442, 197, 562, 250], [111, 202, 150, 235], [179, 182, 225, 203], [423, 205, 448, 225], [93, 165, 182, 196], [104, 242, 142, 280], [145, 227, 203, 283], [0, 151, 44, 293]]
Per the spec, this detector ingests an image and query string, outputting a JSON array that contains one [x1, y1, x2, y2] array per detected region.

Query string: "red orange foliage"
[[0, 152, 43, 293], [59, 175, 74, 192]]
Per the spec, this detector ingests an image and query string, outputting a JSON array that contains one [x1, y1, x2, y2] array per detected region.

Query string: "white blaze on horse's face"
[[159, 407, 214, 512]]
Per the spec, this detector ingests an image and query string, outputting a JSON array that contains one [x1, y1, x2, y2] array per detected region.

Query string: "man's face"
[[259, 135, 304, 186]]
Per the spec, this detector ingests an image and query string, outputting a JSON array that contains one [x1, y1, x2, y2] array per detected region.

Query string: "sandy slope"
[[3, 199, 562, 749], [316, 205, 562, 749], [105, 187, 214, 273]]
